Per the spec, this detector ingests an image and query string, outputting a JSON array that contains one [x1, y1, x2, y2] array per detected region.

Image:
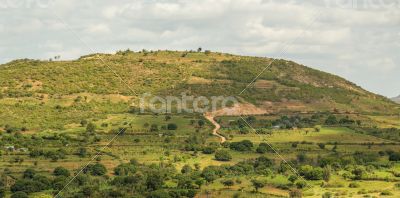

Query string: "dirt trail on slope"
[[204, 103, 269, 143], [204, 114, 226, 143]]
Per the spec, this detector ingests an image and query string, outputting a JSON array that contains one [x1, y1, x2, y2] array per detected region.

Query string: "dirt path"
[[204, 114, 226, 143]]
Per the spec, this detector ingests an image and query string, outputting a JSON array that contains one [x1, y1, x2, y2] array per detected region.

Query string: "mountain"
[[392, 95, 400, 103], [0, 50, 398, 131]]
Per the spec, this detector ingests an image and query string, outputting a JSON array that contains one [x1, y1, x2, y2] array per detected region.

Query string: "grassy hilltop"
[[0, 50, 400, 198], [0, 50, 398, 131]]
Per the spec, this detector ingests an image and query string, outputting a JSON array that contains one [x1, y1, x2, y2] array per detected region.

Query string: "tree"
[[389, 152, 400, 161], [181, 165, 193, 174], [177, 175, 195, 189], [167, 123, 178, 130], [325, 115, 338, 125], [251, 179, 265, 192], [85, 163, 107, 176], [288, 175, 297, 183], [352, 166, 365, 180], [229, 140, 253, 152], [198, 120, 205, 128], [78, 147, 87, 158], [215, 150, 232, 161], [23, 168, 36, 179], [53, 167, 70, 177], [299, 165, 323, 180], [146, 171, 164, 191], [86, 122, 96, 133], [114, 163, 136, 176], [256, 143, 270, 154]]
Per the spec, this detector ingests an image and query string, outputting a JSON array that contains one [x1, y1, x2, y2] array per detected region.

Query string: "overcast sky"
[[0, 0, 399, 97]]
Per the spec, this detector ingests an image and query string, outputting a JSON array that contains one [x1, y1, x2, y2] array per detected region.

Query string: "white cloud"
[[85, 24, 111, 34]]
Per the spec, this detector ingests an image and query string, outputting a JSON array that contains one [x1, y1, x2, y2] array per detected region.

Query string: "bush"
[[295, 180, 307, 189], [114, 163, 136, 176], [215, 150, 232, 161], [348, 182, 360, 188], [84, 163, 107, 176], [380, 190, 393, 196], [23, 168, 36, 179], [322, 192, 332, 198], [53, 167, 70, 177], [299, 165, 323, 180], [256, 143, 271, 154], [86, 122, 96, 133], [389, 152, 400, 161], [202, 147, 215, 154], [167, 123, 178, 130], [229, 140, 253, 152], [221, 179, 234, 187]]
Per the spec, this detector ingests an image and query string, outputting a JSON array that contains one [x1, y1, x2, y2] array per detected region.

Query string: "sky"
[[0, 0, 399, 97]]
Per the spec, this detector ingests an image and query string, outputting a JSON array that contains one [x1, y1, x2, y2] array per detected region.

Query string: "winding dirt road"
[[204, 114, 226, 143]]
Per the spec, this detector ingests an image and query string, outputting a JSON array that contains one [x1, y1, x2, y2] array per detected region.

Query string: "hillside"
[[0, 50, 398, 131], [392, 95, 400, 103], [1, 50, 400, 198]]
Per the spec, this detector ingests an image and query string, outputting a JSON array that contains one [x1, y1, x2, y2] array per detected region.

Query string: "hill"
[[1, 50, 400, 198], [392, 95, 400, 103], [0, 50, 398, 131]]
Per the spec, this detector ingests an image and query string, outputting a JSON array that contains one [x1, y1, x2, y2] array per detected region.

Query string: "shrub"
[[348, 182, 360, 188], [167, 123, 178, 130], [86, 122, 96, 133], [53, 167, 70, 177], [295, 180, 307, 189], [202, 147, 215, 154], [380, 190, 393, 196], [389, 152, 400, 161], [251, 179, 265, 192], [23, 168, 36, 179], [84, 163, 107, 176], [221, 179, 234, 187], [299, 165, 323, 180], [181, 165, 192, 174], [215, 150, 232, 161], [229, 140, 253, 152], [256, 143, 271, 154], [322, 192, 332, 198], [114, 163, 136, 176]]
